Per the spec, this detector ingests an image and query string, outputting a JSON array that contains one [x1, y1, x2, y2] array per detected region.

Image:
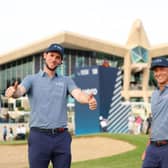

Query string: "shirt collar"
[[39, 69, 57, 77]]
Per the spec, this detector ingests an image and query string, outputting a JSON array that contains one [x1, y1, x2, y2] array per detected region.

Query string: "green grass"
[[0, 133, 148, 168], [0, 139, 27, 145]]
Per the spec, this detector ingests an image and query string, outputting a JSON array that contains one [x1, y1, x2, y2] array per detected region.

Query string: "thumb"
[[88, 93, 93, 101], [13, 81, 19, 90]]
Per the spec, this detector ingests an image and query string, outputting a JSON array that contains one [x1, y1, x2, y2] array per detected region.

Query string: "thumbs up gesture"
[[5, 81, 19, 98], [88, 94, 97, 110]]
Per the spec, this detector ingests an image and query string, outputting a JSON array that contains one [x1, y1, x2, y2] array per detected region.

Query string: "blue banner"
[[74, 66, 119, 135]]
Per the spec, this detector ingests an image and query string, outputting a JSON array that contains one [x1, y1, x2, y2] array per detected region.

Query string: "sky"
[[0, 0, 168, 55]]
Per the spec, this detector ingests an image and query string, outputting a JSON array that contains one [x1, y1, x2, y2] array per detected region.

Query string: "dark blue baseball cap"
[[45, 43, 64, 59], [150, 57, 168, 70]]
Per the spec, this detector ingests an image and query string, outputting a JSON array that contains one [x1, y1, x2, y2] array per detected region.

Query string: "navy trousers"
[[142, 144, 168, 168], [28, 129, 72, 168]]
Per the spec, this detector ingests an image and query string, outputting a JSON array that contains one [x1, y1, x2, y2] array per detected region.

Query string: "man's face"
[[43, 52, 62, 71], [153, 67, 168, 85]]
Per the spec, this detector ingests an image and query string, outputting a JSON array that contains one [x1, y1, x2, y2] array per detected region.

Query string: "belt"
[[31, 127, 68, 134], [150, 140, 168, 147]]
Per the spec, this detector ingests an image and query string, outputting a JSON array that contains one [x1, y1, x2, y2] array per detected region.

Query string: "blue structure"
[[74, 66, 119, 135]]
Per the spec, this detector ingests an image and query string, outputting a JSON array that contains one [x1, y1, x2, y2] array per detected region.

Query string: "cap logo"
[[153, 59, 162, 63], [53, 45, 62, 51]]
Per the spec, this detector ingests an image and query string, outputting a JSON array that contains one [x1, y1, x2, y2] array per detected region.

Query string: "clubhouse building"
[[0, 19, 168, 115]]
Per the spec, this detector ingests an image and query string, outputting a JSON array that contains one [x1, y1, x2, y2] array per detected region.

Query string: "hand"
[[141, 151, 146, 161], [5, 81, 18, 98], [141, 140, 150, 161], [88, 94, 97, 110]]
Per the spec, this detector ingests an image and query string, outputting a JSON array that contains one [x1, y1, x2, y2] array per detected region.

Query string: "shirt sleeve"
[[67, 77, 79, 93], [20, 75, 33, 92]]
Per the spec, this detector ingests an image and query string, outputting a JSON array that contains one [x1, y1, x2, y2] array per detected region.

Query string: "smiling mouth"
[[46, 62, 57, 71]]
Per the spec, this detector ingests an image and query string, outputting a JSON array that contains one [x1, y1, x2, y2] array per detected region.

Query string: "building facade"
[[1, 19, 168, 113]]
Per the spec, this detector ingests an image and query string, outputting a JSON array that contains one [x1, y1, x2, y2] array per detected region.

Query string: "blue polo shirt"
[[21, 70, 78, 129], [151, 85, 168, 141]]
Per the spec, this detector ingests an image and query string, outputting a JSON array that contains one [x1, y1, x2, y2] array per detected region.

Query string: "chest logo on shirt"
[[55, 82, 64, 87]]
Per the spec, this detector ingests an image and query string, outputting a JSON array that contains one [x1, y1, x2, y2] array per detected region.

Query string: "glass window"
[[16, 99, 22, 108], [34, 55, 41, 73], [130, 97, 144, 102], [131, 46, 148, 63], [0, 48, 123, 96], [28, 56, 33, 74]]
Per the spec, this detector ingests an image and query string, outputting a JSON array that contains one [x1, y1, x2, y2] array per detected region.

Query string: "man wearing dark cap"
[[142, 57, 168, 168], [5, 43, 97, 168]]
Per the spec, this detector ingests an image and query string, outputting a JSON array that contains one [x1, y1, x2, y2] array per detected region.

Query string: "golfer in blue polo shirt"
[[5, 43, 97, 168], [142, 57, 168, 168]]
